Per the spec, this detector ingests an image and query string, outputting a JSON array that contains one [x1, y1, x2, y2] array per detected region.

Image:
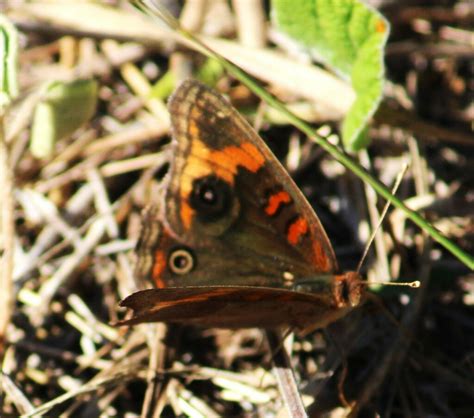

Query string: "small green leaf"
[[0, 15, 19, 106], [196, 58, 224, 86], [273, 0, 389, 150], [30, 79, 98, 158], [149, 71, 175, 100]]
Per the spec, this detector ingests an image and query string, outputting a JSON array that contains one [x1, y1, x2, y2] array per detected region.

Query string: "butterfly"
[[119, 79, 363, 333]]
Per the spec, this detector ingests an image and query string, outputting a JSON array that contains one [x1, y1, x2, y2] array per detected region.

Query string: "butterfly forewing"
[[162, 81, 338, 281]]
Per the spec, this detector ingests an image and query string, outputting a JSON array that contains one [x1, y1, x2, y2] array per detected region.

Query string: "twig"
[[31, 218, 107, 323], [375, 102, 474, 147], [0, 113, 14, 359], [14, 184, 94, 281], [83, 124, 168, 156], [87, 168, 119, 238], [100, 152, 169, 178], [232, 0, 266, 48], [265, 330, 308, 418], [1, 372, 34, 415], [20, 367, 144, 418], [141, 324, 174, 418]]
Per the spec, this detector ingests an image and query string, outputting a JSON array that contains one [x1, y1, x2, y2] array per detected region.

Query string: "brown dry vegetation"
[[0, 1, 473, 417]]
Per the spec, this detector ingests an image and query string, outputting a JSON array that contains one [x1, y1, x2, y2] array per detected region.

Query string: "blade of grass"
[[131, 1, 474, 270]]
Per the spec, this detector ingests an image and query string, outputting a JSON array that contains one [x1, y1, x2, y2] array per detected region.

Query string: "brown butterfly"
[[119, 79, 364, 333]]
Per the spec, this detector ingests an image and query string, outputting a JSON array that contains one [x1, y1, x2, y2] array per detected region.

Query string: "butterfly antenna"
[[356, 162, 409, 275]]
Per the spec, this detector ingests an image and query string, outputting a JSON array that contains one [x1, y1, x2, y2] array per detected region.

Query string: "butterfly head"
[[333, 272, 364, 309]]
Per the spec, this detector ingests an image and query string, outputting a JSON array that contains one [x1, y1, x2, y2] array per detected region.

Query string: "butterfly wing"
[[119, 286, 354, 330], [138, 80, 338, 290]]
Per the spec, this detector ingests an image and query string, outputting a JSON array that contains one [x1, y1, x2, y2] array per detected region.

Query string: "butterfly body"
[[120, 80, 363, 331]]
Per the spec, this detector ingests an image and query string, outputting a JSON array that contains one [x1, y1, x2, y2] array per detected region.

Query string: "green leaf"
[[273, 0, 389, 151], [30, 79, 98, 158], [0, 15, 19, 107], [196, 58, 225, 86], [149, 71, 175, 100]]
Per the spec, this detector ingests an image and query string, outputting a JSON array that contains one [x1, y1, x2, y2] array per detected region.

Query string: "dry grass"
[[1, 1, 473, 417]]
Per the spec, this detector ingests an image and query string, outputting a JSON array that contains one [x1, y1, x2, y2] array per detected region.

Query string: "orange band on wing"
[[265, 191, 291, 216], [152, 250, 167, 288], [312, 240, 331, 272], [210, 142, 265, 182], [239, 142, 266, 171], [183, 138, 265, 185], [179, 138, 265, 229], [287, 217, 308, 245]]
